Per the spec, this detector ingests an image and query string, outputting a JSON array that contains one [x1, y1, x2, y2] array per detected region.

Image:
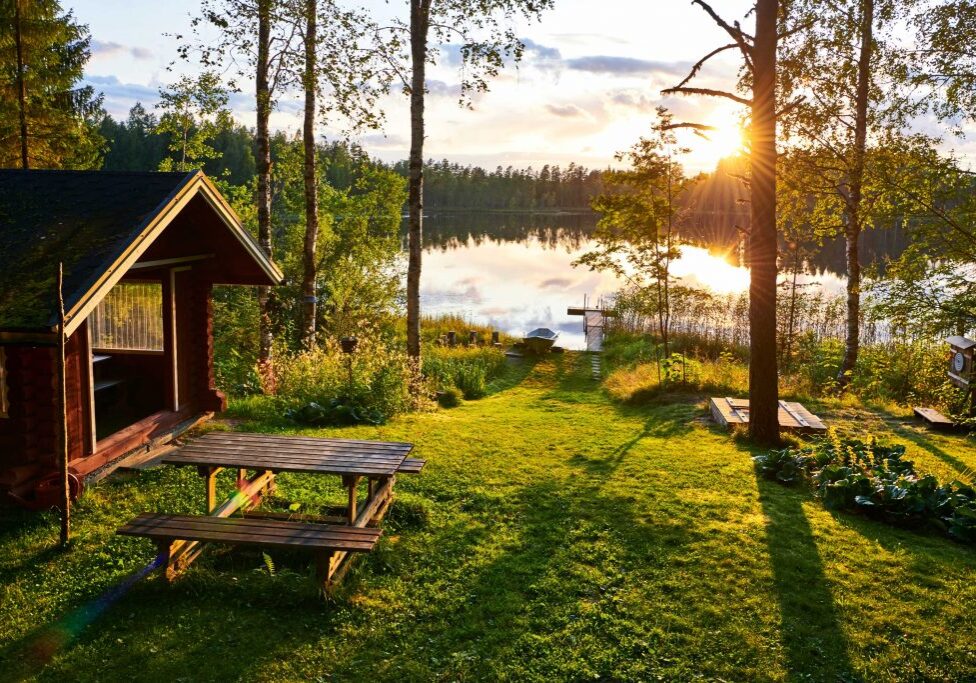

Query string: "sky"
[[68, 0, 756, 173]]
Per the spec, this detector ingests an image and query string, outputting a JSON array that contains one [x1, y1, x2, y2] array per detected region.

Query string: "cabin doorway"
[[87, 280, 168, 441]]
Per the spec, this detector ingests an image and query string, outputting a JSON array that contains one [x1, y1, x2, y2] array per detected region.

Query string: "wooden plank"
[[194, 432, 413, 451], [162, 470, 273, 576], [708, 397, 827, 434], [119, 522, 379, 551], [119, 513, 381, 541], [914, 406, 955, 430], [165, 448, 404, 470], [194, 434, 412, 455], [174, 442, 409, 462], [397, 458, 426, 474], [163, 453, 399, 476]]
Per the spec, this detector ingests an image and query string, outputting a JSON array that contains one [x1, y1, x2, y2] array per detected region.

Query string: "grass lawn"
[[1, 353, 975, 681]]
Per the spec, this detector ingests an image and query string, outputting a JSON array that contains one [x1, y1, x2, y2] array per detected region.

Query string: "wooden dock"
[[709, 397, 827, 434]]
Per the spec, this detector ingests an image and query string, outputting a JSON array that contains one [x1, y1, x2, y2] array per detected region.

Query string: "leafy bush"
[[754, 431, 976, 543], [274, 338, 424, 424], [437, 387, 463, 409], [422, 346, 506, 399]]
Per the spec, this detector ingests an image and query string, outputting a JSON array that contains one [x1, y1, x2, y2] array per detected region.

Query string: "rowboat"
[[523, 327, 558, 354]]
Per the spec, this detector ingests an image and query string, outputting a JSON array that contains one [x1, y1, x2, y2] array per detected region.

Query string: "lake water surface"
[[414, 213, 896, 349]]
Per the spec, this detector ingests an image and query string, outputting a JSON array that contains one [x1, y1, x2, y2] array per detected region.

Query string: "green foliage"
[[576, 108, 701, 356], [422, 346, 508, 399], [155, 72, 233, 172], [271, 338, 422, 425], [436, 386, 463, 409], [755, 431, 976, 543], [0, 0, 104, 168]]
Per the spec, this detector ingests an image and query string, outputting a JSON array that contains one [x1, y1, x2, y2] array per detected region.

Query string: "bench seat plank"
[[118, 513, 381, 552], [397, 458, 426, 474]]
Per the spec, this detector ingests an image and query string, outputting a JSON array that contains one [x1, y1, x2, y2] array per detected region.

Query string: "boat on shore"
[[523, 327, 558, 354]]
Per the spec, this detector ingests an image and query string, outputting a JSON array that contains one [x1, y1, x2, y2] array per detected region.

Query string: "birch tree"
[[178, 0, 301, 388], [373, 0, 555, 367], [778, 0, 924, 389]]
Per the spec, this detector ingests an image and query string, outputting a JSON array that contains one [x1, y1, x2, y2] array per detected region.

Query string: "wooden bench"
[[118, 512, 382, 586]]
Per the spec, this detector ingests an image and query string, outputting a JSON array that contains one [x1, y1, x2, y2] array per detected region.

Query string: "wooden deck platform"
[[709, 397, 827, 434], [913, 406, 956, 431]]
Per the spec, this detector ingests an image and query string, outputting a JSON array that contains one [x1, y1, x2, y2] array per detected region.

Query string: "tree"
[[0, 0, 103, 168], [289, 0, 391, 348], [778, 0, 925, 389], [155, 73, 233, 172], [179, 0, 302, 388], [663, 0, 783, 445], [576, 108, 698, 358], [374, 0, 555, 367]]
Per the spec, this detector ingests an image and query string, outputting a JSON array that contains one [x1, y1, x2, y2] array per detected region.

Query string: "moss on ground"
[[1, 354, 975, 681]]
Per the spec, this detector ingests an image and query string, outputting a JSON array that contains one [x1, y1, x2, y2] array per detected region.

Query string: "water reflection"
[[413, 213, 906, 350]]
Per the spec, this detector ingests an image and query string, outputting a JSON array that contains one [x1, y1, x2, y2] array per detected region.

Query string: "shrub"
[[274, 338, 425, 424], [754, 430, 976, 544], [422, 346, 506, 399], [436, 387, 463, 409]]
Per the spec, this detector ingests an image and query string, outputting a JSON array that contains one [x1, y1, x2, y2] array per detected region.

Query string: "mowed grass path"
[[1, 354, 975, 681]]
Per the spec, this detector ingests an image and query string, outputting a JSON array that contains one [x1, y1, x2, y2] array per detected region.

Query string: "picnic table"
[[117, 431, 423, 591]]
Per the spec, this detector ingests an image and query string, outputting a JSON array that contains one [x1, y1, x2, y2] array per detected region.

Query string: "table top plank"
[[163, 432, 414, 476]]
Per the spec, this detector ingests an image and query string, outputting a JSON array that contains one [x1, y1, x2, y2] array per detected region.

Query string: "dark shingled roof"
[[0, 169, 196, 332]]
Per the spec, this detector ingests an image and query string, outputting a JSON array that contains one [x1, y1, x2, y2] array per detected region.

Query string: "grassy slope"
[[1, 354, 975, 682]]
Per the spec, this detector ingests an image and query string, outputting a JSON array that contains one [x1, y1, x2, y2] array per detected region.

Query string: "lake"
[[413, 213, 904, 349]]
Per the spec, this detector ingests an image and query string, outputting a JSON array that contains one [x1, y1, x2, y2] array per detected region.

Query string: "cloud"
[[83, 74, 160, 116], [566, 56, 689, 77], [539, 277, 573, 289], [545, 103, 585, 118], [607, 90, 657, 112], [91, 40, 153, 61], [521, 38, 561, 62], [426, 80, 462, 99], [440, 38, 562, 70]]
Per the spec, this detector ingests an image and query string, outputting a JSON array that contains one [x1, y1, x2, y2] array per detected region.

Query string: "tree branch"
[[661, 86, 751, 106]]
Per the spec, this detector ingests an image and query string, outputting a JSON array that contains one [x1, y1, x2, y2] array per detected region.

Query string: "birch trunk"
[[256, 0, 275, 386], [301, 0, 319, 348], [406, 1, 429, 364], [837, 0, 873, 389]]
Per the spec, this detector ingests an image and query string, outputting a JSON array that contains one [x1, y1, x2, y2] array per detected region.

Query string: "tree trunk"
[[256, 0, 275, 388], [14, 0, 29, 169], [301, 0, 319, 348], [837, 0, 873, 389], [406, 1, 429, 364], [748, 0, 780, 446], [56, 264, 69, 546]]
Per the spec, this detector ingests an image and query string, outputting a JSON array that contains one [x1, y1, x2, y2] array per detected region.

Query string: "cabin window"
[[90, 282, 164, 352], [0, 348, 8, 418]]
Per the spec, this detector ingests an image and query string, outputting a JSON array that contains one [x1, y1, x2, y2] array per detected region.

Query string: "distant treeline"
[[96, 105, 605, 211], [391, 159, 605, 211]]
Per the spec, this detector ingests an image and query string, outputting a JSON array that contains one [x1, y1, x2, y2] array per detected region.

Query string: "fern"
[[262, 552, 276, 576]]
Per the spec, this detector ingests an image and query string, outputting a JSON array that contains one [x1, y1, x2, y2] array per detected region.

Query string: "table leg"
[[343, 475, 361, 525], [205, 467, 217, 514]]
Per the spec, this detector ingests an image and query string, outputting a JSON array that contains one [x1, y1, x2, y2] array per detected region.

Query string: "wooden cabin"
[[0, 170, 283, 507]]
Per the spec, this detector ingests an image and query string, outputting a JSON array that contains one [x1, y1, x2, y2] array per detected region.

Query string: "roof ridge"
[[0, 169, 192, 177]]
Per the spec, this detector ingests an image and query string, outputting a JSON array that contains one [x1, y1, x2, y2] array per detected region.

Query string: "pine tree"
[[0, 0, 104, 168]]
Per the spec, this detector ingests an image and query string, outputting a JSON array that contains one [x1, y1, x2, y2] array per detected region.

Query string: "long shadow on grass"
[[313, 477, 728, 680], [749, 457, 856, 681], [876, 411, 975, 475], [570, 402, 696, 477]]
